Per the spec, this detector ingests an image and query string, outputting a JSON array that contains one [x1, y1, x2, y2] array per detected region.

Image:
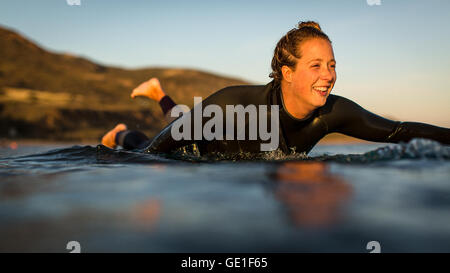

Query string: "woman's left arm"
[[326, 95, 450, 145]]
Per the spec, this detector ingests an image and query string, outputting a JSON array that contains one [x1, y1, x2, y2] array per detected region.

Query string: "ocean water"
[[0, 139, 449, 252]]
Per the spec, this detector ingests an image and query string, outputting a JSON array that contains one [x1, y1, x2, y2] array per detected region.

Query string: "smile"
[[312, 86, 329, 96]]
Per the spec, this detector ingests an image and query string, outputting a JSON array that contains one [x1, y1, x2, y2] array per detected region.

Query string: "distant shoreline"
[[317, 133, 373, 145], [0, 133, 373, 148]]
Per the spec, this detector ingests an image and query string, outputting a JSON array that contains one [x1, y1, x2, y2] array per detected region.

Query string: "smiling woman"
[[271, 21, 336, 119], [101, 21, 450, 157]]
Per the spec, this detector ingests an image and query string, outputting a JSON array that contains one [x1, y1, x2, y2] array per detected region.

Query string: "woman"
[[102, 21, 450, 156]]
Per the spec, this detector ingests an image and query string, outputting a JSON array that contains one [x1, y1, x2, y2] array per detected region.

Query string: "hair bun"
[[297, 21, 322, 31]]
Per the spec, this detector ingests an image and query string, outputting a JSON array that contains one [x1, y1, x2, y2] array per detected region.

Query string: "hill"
[[0, 26, 249, 141]]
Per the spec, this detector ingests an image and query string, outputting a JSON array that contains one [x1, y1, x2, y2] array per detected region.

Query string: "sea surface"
[[0, 139, 449, 252]]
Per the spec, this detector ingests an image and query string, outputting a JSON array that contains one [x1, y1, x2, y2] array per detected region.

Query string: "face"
[[284, 38, 336, 108]]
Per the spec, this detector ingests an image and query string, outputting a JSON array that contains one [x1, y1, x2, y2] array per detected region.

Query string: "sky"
[[1, 0, 449, 127]]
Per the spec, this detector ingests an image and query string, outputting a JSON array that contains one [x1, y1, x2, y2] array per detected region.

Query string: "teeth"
[[313, 87, 328, 92]]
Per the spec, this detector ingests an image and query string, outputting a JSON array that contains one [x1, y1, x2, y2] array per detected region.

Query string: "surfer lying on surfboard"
[[101, 21, 450, 155]]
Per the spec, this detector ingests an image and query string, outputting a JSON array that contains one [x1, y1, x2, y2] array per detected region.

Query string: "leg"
[[101, 78, 188, 149], [101, 123, 127, 149], [115, 130, 152, 150], [131, 77, 189, 123], [101, 124, 151, 150], [160, 96, 190, 123]]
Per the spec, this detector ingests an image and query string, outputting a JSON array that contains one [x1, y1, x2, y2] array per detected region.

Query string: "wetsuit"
[[122, 81, 450, 155], [115, 96, 178, 150]]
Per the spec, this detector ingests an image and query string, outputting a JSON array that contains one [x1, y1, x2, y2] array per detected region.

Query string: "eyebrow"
[[308, 58, 336, 63]]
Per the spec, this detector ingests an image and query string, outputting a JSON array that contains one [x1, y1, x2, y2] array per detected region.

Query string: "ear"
[[281, 65, 293, 83]]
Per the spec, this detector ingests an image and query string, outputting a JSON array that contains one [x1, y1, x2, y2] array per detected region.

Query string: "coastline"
[[316, 133, 373, 145], [1, 133, 372, 149]]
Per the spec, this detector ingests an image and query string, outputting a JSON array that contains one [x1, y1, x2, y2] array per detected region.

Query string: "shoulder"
[[205, 82, 272, 106], [320, 94, 362, 113], [215, 83, 270, 96], [317, 94, 365, 124], [325, 94, 359, 106]]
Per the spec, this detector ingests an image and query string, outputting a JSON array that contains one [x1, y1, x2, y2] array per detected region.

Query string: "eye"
[[311, 64, 320, 68]]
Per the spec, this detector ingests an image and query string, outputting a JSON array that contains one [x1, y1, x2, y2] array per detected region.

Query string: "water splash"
[[158, 138, 449, 163], [2, 138, 448, 167], [158, 144, 309, 162], [11, 145, 98, 163], [317, 138, 449, 164]]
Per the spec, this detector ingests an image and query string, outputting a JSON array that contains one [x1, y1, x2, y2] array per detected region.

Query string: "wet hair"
[[269, 21, 332, 85]]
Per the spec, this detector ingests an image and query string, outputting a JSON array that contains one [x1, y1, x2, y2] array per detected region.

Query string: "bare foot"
[[101, 123, 127, 148], [131, 78, 166, 102]]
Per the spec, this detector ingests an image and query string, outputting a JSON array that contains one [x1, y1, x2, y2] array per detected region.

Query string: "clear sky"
[[1, 0, 449, 127]]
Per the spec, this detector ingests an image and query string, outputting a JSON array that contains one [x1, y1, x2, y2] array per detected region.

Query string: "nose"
[[320, 66, 334, 83]]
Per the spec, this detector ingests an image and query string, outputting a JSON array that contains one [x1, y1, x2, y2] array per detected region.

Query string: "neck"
[[280, 81, 315, 120]]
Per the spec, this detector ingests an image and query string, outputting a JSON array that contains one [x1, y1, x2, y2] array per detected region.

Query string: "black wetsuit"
[[115, 96, 177, 150], [123, 81, 449, 155]]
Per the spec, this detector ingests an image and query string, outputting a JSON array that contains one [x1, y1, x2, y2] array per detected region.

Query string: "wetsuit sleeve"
[[327, 96, 450, 145]]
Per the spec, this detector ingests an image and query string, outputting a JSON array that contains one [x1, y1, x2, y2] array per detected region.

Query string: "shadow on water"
[[269, 161, 352, 228]]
